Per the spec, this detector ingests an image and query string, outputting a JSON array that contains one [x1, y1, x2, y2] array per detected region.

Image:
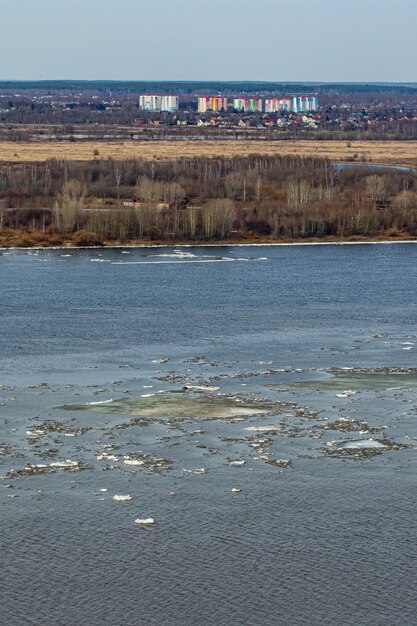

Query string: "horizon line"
[[1, 79, 417, 86]]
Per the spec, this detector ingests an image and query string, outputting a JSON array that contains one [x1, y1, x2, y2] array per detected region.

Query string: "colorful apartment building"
[[197, 96, 228, 112], [263, 96, 317, 113], [233, 98, 263, 112], [264, 98, 291, 113]]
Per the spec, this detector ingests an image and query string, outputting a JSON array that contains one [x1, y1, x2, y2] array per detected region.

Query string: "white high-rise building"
[[292, 96, 318, 113], [264, 98, 291, 113], [139, 94, 179, 112], [279, 98, 292, 112], [306, 96, 318, 112], [264, 98, 279, 113], [292, 97, 303, 113], [139, 95, 160, 112], [160, 95, 179, 112]]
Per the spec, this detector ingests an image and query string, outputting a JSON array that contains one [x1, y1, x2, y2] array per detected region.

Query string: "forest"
[[1, 154, 417, 246], [4, 80, 417, 94]]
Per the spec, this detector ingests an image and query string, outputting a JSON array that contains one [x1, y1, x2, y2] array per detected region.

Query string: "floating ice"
[[97, 452, 117, 461], [336, 390, 357, 397], [336, 438, 388, 450], [26, 430, 45, 437], [50, 460, 79, 468], [113, 495, 133, 502], [184, 385, 220, 392], [266, 459, 291, 468], [135, 518, 155, 525], [244, 425, 279, 432]]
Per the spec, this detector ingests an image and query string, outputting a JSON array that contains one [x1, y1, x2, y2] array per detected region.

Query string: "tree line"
[[1, 155, 417, 245]]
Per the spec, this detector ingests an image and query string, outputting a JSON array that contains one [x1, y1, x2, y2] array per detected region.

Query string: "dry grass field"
[[0, 139, 417, 166]]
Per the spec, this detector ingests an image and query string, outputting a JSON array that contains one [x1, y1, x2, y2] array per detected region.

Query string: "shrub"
[[72, 230, 104, 247]]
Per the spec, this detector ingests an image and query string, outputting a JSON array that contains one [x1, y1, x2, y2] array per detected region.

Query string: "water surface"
[[1, 243, 417, 626]]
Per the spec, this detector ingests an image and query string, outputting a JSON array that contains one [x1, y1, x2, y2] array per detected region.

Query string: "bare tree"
[[393, 189, 417, 213], [201, 199, 235, 239], [0, 199, 5, 230], [287, 179, 311, 206], [53, 179, 86, 233], [114, 163, 123, 206], [137, 176, 163, 205], [44, 162, 52, 196], [163, 181, 185, 208], [225, 172, 244, 200], [365, 175, 386, 206], [186, 207, 200, 239]]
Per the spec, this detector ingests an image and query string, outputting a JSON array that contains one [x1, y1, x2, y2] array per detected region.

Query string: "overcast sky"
[[1, 0, 416, 83]]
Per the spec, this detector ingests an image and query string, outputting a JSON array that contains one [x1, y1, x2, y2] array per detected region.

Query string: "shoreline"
[[2, 237, 417, 251]]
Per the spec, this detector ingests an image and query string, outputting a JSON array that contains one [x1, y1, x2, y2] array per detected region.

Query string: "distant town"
[[1, 81, 417, 140]]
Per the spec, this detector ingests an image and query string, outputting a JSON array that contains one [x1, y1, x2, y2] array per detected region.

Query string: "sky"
[[1, 0, 416, 83]]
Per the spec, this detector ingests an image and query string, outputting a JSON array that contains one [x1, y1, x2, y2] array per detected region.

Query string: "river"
[[1, 244, 417, 625]]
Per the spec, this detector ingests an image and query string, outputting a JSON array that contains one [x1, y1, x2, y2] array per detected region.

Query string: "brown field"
[[1, 139, 417, 166]]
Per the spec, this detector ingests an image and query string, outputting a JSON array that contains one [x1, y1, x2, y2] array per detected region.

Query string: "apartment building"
[[197, 96, 228, 112], [139, 94, 179, 112]]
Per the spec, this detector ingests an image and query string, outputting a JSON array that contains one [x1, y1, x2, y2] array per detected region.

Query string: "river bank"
[[1, 230, 417, 249]]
